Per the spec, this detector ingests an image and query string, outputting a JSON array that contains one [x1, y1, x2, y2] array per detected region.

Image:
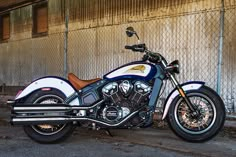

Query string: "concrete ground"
[[0, 95, 236, 157], [0, 122, 235, 157]]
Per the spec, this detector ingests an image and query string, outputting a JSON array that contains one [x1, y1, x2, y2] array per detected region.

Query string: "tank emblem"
[[125, 65, 146, 73]]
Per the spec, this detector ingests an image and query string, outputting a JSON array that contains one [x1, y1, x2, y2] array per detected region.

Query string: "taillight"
[[41, 88, 51, 91], [15, 90, 23, 99]]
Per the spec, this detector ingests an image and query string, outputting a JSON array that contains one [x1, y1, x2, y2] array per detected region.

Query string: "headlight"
[[166, 60, 180, 74]]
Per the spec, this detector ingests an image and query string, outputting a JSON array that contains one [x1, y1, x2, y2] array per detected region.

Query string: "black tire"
[[23, 89, 75, 144], [167, 86, 225, 142]]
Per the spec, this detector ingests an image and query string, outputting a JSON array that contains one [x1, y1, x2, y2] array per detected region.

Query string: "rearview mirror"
[[126, 27, 136, 37]]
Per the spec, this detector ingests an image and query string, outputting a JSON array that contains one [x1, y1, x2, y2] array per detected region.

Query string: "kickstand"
[[105, 129, 113, 137]]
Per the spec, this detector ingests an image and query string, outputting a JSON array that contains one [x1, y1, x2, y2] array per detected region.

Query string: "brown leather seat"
[[68, 73, 101, 90]]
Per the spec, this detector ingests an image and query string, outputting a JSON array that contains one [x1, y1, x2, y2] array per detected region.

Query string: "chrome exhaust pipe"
[[11, 111, 138, 126], [11, 116, 71, 125], [12, 100, 104, 113]]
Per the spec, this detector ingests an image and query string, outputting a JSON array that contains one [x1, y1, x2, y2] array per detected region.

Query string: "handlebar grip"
[[125, 45, 134, 50], [125, 44, 146, 52]]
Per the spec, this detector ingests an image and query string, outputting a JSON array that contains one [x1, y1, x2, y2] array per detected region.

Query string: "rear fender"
[[15, 77, 80, 106], [162, 81, 205, 120]]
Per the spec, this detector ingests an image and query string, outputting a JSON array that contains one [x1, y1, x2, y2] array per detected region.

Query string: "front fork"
[[160, 59, 198, 115], [159, 58, 199, 115], [169, 74, 199, 116]]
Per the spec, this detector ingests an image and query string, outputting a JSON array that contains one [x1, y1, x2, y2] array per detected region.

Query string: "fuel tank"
[[104, 62, 157, 81]]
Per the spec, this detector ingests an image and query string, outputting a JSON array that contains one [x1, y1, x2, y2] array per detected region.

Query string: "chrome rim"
[[31, 95, 66, 136], [174, 93, 216, 135]]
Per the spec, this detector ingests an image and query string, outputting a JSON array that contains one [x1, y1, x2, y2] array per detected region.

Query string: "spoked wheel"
[[167, 86, 225, 142], [31, 124, 66, 136], [23, 90, 75, 143]]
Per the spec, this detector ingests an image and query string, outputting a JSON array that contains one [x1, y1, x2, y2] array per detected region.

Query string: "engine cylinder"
[[101, 80, 151, 123]]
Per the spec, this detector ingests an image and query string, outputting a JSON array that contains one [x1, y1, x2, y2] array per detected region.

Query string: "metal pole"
[[64, 5, 69, 78], [216, 0, 225, 95]]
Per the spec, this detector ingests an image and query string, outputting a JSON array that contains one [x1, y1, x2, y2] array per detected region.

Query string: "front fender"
[[15, 77, 80, 105], [162, 81, 205, 120]]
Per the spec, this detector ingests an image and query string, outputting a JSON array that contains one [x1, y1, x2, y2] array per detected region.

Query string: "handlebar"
[[125, 44, 146, 52], [125, 44, 163, 63], [124, 45, 134, 50]]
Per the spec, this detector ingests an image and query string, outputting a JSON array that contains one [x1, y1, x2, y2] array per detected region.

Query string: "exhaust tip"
[[7, 99, 15, 105]]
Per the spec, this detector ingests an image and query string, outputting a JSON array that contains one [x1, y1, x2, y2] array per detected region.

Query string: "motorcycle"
[[9, 27, 225, 143]]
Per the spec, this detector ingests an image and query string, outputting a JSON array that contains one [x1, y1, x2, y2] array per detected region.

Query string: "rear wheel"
[[23, 90, 75, 143], [167, 86, 225, 142]]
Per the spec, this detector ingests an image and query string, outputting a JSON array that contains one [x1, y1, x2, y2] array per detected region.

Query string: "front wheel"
[[167, 86, 225, 142]]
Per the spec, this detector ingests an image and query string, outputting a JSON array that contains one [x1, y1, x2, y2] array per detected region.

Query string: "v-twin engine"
[[100, 80, 151, 124]]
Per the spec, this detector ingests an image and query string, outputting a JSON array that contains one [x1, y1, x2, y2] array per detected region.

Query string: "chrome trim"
[[14, 107, 71, 111], [12, 117, 67, 122], [72, 100, 104, 109], [7, 100, 15, 104], [13, 100, 104, 111], [12, 110, 138, 127], [170, 74, 179, 86]]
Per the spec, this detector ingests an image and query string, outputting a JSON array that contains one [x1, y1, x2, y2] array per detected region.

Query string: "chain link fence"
[[0, 32, 65, 85], [66, 6, 235, 114], [0, 0, 235, 115], [221, 6, 236, 113]]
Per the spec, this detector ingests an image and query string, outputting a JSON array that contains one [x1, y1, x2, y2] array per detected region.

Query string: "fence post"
[[216, 0, 225, 95], [64, 2, 69, 78]]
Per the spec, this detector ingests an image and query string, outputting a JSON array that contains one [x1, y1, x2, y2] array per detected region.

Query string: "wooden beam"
[[0, 0, 46, 14]]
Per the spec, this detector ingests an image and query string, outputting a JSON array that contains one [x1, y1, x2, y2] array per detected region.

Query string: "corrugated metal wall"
[[68, 0, 222, 29], [0, 0, 236, 112], [0, 1, 65, 85], [222, 5, 236, 112]]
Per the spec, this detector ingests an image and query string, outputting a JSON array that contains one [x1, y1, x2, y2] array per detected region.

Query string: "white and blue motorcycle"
[[9, 27, 225, 143]]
